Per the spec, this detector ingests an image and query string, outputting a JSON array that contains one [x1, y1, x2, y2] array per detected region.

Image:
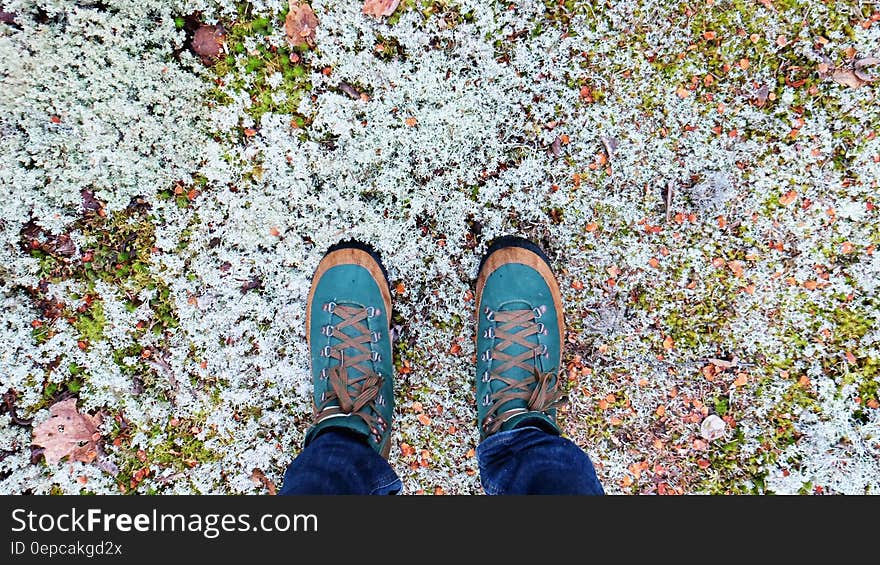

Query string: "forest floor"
[[1, 0, 878, 494]]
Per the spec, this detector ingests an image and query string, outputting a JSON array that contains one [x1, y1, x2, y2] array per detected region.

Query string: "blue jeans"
[[279, 426, 604, 495]]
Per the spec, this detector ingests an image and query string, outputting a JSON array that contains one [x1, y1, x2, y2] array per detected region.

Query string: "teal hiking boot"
[[304, 241, 395, 457], [475, 236, 566, 438]]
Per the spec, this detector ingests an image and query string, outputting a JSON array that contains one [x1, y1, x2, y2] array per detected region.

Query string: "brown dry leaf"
[[779, 189, 798, 206], [854, 57, 880, 82], [250, 468, 277, 495], [708, 356, 737, 369], [285, 1, 319, 49], [831, 69, 867, 88], [191, 25, 226, 65], [32, 399, 102, 465], [830, 58, 880, 88], [362, 0, 401, 18]]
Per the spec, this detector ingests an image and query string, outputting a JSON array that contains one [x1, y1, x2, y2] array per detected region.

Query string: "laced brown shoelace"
[[482, 308, 565, 435], [314, 303, 387, 439]]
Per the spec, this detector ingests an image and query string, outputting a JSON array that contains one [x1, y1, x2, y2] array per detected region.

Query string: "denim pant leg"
[[279, 429, 402, 495], [477, 426, 604, 495]]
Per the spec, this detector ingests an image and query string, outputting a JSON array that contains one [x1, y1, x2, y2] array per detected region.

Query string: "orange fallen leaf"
[[285, 2, 318, 49], [621, 475, 633, 487], [269, 227, 281, 237], [845, 351, 857, 364], [675, 86, 690, 98], [400, 442, 416, 457], [733, 373, 748, 387], [697, 459, 711, 469], [703, 31, 716, 40], [609, 416, 623, 426], [572, 280, 584, 291], [465, 448, 475, 458], [405, 116, 417, 127], [32, 399, 102, 465], [585, 222, 599, 232], [738, 58, 750, 70], [395, 282, 406, 294], [867, 399, 880, 409], [648, 257, 660, 269], [362, 0, 401, 17], [840, 241, 854, 254], [449, 342, 462, 355], [655, 405, 666, 417], [662, 336, 674, 351], [779, 190, 798, 206], [418, 413, 431, 426], [728, 260, 744, 277], [803, 280, 818, 290]]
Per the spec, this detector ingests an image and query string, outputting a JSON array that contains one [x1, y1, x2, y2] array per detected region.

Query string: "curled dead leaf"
[[600, 136, 619, 159], [191, 25, 226, 65], [362, 0, 402, 18], [285, 1, 319, 49], [32, 399, 102, 465], [250, 468, 277, 495], [549, 136, 563, 157], [854, 57, 880, 82], [829, 57, 879, 88]]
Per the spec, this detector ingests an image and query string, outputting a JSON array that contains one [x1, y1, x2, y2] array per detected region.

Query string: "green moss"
[[206, 3, 313, 125], [74, 300, 105, 344]]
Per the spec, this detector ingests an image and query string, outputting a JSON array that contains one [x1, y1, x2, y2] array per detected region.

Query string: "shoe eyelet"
[[320, 368, 328, 380], [377, 394, 385, 406], [322, 324, 334, 337], [533, 344, 548, 358], [484, 307, 495, 322], [481, 350, 492, 362], [323, 301, 336, 313], [371, 331, 381, 343], [533, 305, 546, 319], [483, 327, 495, 339], [320, 391, 326, 402], [481, 394, 491, 407], [371, 351, 382, 362], [482, 371, 491, 383], [366, 306, 378, 318], [537, 322, 546, 335], [320, 345, 332, 357]]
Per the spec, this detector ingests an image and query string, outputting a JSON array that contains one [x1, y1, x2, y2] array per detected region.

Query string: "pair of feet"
[[305, 236, 566, 457]]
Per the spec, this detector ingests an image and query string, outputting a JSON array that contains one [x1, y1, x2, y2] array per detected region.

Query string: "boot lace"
[[314, 302, 388, 441], [480, 306, 565, 435]]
